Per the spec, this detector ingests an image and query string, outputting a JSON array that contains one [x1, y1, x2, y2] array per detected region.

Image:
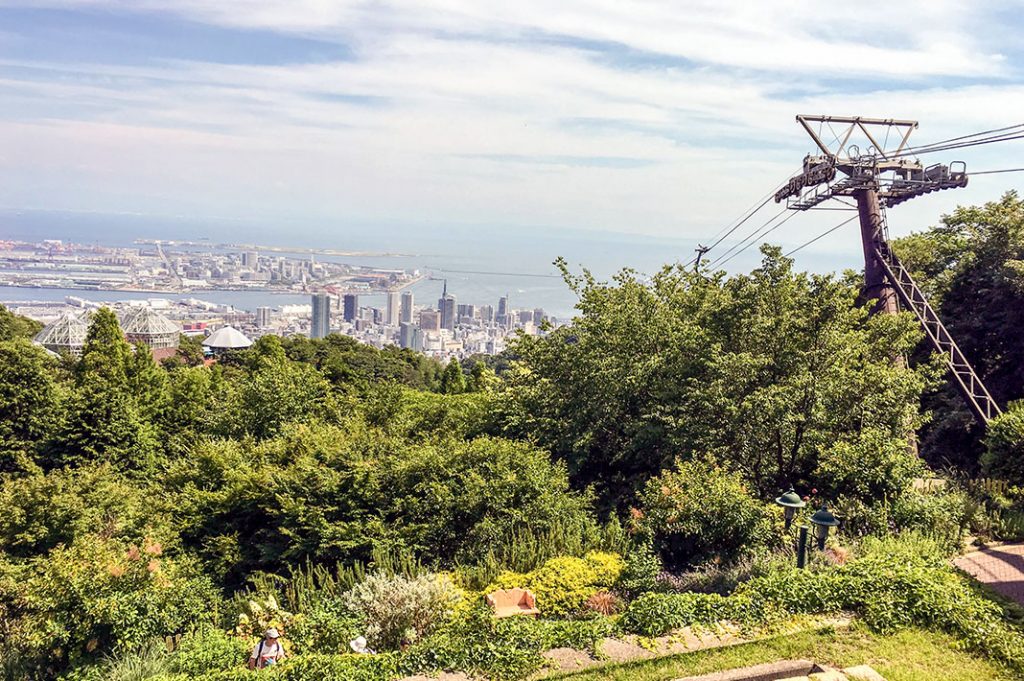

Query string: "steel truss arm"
[[871, 240, 1002, 424]]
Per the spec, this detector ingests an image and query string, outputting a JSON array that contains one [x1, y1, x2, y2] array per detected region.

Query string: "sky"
[[0, 0, 1022, 262]]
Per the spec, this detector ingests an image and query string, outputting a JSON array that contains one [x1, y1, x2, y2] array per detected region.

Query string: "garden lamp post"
[[774, 488, 806, 530], [809, 505, 840, 550]]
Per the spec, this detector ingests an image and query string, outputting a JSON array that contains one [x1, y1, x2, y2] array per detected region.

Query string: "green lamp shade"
[[809, 505, 840, 528], [775, 488, 806, 509]]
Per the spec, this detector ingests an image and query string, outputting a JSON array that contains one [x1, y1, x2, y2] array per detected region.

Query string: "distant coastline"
[[136, 239, 418, 259]]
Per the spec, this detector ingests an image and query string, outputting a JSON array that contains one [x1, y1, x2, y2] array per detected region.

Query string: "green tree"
[[0, 303, 43, 340], [504, 248, 928, 509], [468, 360, 498, 392], [893, 191, 1024, 471], [234, 341, 337, 440], [174, 333, 206, 367], [54, 309, 158, 469], [981, 402, 1024, 484], [280, 334, 443, 393], [440, 358, 466, 395], [0, 340, 60, 473], [125, 342, 169, 425]]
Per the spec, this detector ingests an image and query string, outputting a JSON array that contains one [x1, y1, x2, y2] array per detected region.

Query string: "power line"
[[889, 130, 1024, 159], [712, 210, 800, 268], [895, 122, 1024, 158], [971, 167, 1024, 176], [784, 215, 859, 257], [683, 172, 799, 269], [706, 207, 789, 267]]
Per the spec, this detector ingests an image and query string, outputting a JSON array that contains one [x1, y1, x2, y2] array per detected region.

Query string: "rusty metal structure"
[[776, 115, 1000, 424]]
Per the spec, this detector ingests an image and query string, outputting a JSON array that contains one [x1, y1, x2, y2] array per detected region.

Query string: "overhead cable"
[[783, 215, 859, 257]]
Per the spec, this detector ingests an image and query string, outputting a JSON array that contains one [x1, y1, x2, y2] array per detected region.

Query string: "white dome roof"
[[202, 325, 253, 349]]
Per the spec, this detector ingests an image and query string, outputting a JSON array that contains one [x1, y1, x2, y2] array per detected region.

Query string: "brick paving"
[[953, 543, 1024, 605]]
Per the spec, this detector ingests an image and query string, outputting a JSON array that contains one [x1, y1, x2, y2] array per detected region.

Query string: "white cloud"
[[0, 0, 1020, 247]]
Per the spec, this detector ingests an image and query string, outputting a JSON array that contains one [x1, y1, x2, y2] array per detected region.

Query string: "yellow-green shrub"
[[486, 553, 623, 617], [583, 551, 624, 584]]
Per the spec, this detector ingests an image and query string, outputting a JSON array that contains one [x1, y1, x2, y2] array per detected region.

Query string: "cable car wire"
[[783, 215, 859, 257], [711, 210, 800, 268]]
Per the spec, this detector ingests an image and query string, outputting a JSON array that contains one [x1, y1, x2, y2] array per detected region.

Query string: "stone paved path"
[[954, 542, 1024, 605]]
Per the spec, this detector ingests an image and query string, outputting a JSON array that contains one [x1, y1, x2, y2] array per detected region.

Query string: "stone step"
[[841, 666, 886, 681], [809, 672, 848, 680]]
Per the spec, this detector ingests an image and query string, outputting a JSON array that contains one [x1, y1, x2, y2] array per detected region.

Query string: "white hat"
[[265, 628, 280, 639], [350, 636, 369, 653]]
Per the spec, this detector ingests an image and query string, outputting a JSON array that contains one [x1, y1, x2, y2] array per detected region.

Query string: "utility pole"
[[693, 244, 710, 271], [775, 114, 1000, 425]]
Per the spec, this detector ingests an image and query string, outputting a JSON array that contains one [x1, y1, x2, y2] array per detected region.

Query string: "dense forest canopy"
[[0, 192, 1022, 679], [893, 191, 1024, 472]]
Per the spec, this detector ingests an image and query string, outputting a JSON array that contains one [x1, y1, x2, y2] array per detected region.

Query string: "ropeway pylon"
[[777, 115, 1000, 425]]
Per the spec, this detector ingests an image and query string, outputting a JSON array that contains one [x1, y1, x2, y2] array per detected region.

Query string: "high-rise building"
[[371, 307, 383, 325], [439, 295, 456, 330], [438, 280, 456, 331], [457, 304, 476, 324], [343, 294, 359, 322], [533, 308, 545, 326], [497, 295, 511, 329], [242, 250, 259, 268], [400, 291, 414, 323], [518, 309, 533, 324], [479, 304, 494, 323], [386, 291, 401, 325], [419, 309, 441, 332], [311, 293, 331, 338], [399, 322, 415, 349], [255, 306, 272, 328]]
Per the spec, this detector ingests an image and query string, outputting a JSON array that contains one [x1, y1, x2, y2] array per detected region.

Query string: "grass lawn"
[[548, 623, 1016, 681]]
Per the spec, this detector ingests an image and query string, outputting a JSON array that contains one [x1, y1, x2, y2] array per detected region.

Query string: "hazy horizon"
[[1, 1, 1022, 269]]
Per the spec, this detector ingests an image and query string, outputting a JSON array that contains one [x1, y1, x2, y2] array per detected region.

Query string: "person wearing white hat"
[[350, 635, 376, 655], [248, 628, 287, 670]]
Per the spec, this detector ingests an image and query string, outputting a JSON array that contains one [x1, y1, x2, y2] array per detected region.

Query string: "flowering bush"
[[233, 594, 294, 641], [344, 572, 463, 650], [3, 535, 218, 675]]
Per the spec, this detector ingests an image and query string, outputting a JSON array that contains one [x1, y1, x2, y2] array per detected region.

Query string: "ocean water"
[[0, 208, 860, 317]]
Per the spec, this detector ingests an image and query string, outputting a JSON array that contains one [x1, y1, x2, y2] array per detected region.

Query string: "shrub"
[[890, 488, 971, 552], [344, 572, 463, 650], [656, 550, 790, 596], [584, 591, 622, 616], [638, 458, 773, 569], [286, 597, 362, 655], [618, 591, 735, 637], [582, 551, 624, 584], [487, 553, 623, 617], [403, 605, 545, 681], [249, 652, 399, 681], [617, 535, 1024, 675], [816, 427, 924, 501], [232, 595, 294, 641], [983, 403, 1024, 485], [170, 627, 249, 676], [617, 542, 662, 596], [401, 605, 612, 681], [5, 536, 219, 674]]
